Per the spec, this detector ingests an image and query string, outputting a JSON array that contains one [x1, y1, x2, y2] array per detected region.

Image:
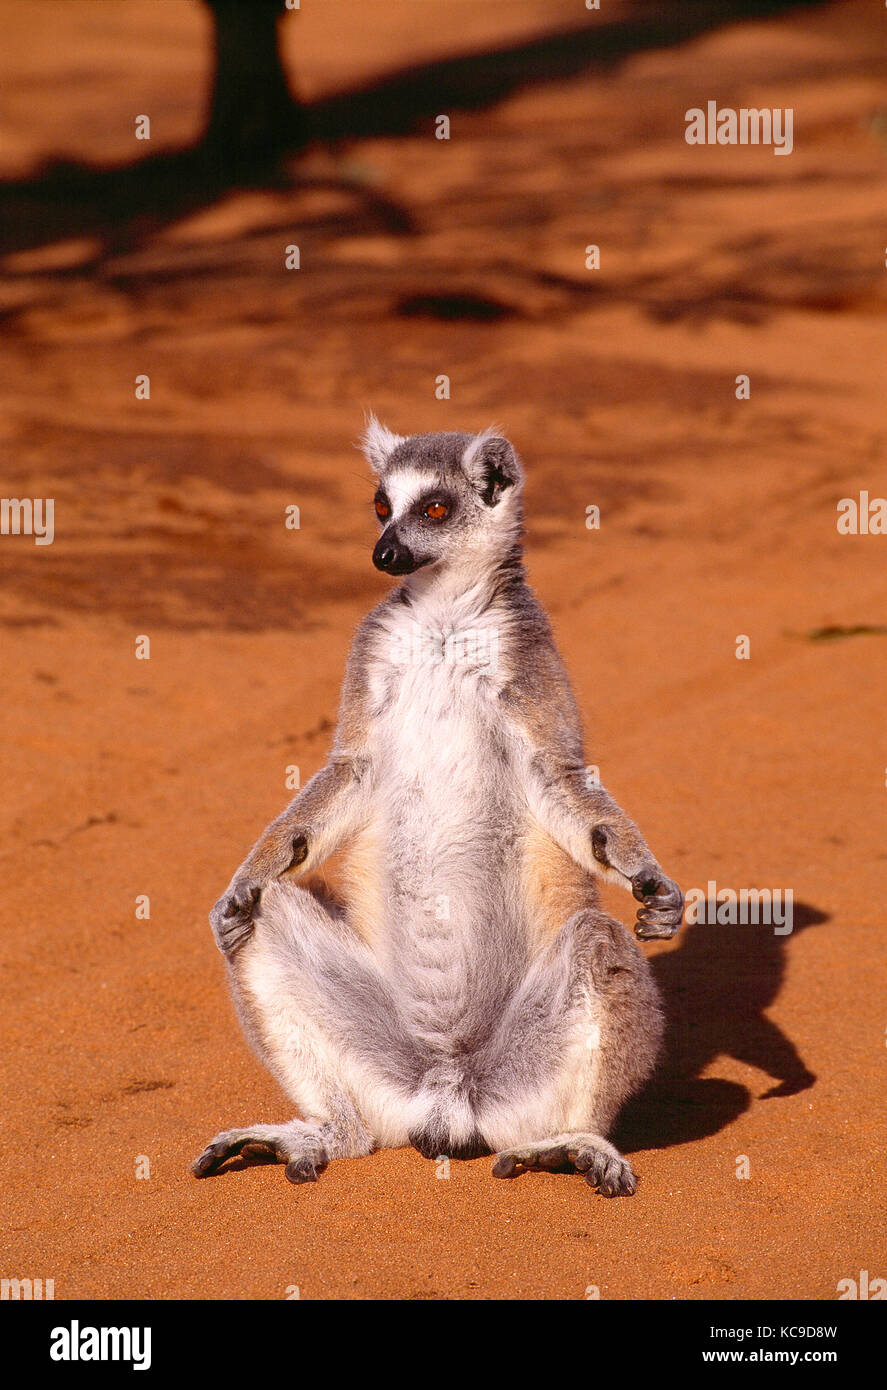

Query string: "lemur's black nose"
[[373, 531, 417, 575]]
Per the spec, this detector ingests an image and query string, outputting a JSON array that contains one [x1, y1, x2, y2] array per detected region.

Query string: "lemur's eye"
[[374, 498, 390, 519], [424, 502, 448, 520]]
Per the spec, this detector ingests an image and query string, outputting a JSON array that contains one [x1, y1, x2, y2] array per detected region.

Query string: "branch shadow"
[[0, 0, 832, 262], [615, 899, 826, 1154], [309, 0, 831, 143]]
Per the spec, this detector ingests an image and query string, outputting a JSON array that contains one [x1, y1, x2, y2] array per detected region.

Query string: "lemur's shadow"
[[614, 900, 826, 1153]]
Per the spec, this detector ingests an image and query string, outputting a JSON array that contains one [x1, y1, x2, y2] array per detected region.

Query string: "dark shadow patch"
[[616, 899, 827, 1154], [9, 421, 311, 497], [397, 292, 516, 323], [0, 543, 372, 633], [0, 615, 60, 629], [802, 624, 887, 643], [121, 1079, 176, 1096]]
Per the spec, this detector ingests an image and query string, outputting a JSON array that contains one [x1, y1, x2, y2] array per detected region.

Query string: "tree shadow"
[[309, 0, 831, 143], [615, 899, 826, 1153], [0, 0, 831, 262]]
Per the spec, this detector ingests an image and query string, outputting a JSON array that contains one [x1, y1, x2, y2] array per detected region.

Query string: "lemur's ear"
[[360, 413, 405, 475], [461, 429, 522, 505]]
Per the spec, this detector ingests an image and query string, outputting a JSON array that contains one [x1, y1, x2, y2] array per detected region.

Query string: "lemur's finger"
[[637, 899, 682, 921], [210, 893, 258, 957], [632, 868, 670, 901], [634, 915, 680, 940], [637, 913, 680, 931], [637, 897, 683, 920], [215, 920, 253, 957], [637, 888, 678, 906], [191, 1151, 221, 1178], [631, 877, 661, 901], [232, 880, 261, 913], [631, 872, 683, 929]]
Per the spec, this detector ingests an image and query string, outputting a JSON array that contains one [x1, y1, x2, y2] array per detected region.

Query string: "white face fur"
[[361, 420, 525, 585]]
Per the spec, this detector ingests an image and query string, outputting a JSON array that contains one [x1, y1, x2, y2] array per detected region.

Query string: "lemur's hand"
[[591, 825, 683, 939], [209, 834, 309, 956], [631, 867, 684, 940], [209, 877, 262, 956]]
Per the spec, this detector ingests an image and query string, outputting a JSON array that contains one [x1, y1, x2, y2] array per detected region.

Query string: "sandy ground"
[[2, 0, 886, 1300]]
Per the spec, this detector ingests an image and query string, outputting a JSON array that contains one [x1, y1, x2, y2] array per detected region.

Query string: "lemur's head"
[[359, 417, 524, 579]]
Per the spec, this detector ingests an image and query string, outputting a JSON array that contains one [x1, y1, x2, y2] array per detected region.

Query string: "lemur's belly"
[[342, 651, 595, 1043]]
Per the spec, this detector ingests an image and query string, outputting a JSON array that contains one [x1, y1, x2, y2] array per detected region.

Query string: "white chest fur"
[[370, 591, 506, 770], [364, 590, 515, 877]]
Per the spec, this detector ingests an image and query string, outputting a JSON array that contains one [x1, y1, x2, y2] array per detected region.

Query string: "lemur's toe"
[[192, 1124, 329, 1184], [285, 1157, 323, 1184], [191, 1129, 276, 1177], [239, 1141, 279, 1160], [579, 1148, 637, 1197], [492, 1152, 520, 1178], [536, 1145, 570, 1171], [492, 1144, 572, 1177], [191, 1140, 235, 1178], [493, 1139, 638, 1194]]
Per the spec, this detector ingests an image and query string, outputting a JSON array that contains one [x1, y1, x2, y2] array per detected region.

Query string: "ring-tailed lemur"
[[193, 420, 683, 1195]]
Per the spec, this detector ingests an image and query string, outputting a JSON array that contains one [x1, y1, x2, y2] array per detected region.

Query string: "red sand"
[[2, 0, 886, 1299]]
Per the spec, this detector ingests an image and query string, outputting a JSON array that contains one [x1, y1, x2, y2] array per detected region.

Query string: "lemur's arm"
[[524, 745, 683, 938], [210, 619, 378, 952], [502, 635, 683, 940]]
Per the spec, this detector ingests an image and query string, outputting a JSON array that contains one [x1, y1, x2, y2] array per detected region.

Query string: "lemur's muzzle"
[[373, 528, 420, 575]]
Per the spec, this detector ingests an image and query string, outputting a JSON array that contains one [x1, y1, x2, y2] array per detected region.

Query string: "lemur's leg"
[[193, 880, 420, 1182], [475, 909, 664, 1196], [209, 756, 370, 954]]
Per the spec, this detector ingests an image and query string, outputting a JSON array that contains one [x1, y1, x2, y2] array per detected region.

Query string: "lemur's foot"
[[191, 1122, 328, 1184], [209, 878, 262, 956], [492, 1134, 637, 1196]]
